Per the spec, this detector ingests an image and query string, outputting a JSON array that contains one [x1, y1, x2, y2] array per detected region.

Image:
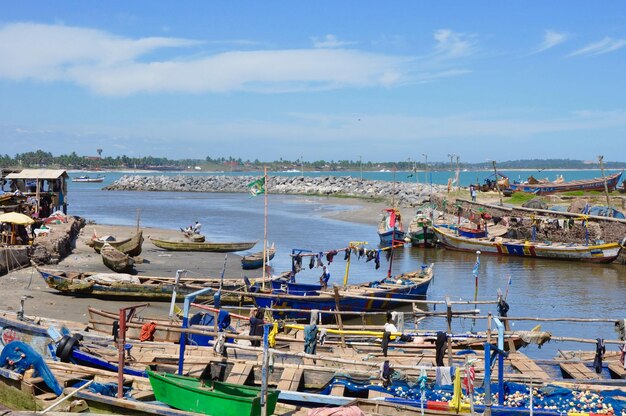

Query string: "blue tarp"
[[0, 340, 62, 395]]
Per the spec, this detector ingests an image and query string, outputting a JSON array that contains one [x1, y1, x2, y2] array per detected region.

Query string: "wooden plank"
[[330, 383, 345, 396], [368, 389, 392, 399], [508, 352, 550, 380], [277, 367, 303, 391], [608, 363, 626, 379], [226, 363, 253, 385], [559, 362, 597, 380]]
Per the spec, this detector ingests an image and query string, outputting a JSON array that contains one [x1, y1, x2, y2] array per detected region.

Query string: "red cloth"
[[139, 322, 157, 342], [308, 406, 365, 416]]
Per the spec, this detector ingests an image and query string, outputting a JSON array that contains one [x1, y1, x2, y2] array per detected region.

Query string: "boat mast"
[[262, 166, 269, 289], [598, 155, 611, 214], [492, 160, 503, 206]]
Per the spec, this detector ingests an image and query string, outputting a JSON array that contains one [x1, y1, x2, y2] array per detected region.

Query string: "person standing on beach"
[[470, 185, 477, 202]]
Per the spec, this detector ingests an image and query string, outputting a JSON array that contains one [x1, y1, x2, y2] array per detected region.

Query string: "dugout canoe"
[[151, 237, 257, 252], [101, 243, 134, 273], [87, 230, 144, 257]]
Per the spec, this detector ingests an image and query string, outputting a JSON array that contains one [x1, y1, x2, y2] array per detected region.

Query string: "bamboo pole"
[[469, 315, 618, 323], [598, 155, 611, 213], [262, 166, 268, 290]]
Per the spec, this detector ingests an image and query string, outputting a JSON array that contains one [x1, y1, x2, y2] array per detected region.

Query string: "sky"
[[1, 1, 626, 163]]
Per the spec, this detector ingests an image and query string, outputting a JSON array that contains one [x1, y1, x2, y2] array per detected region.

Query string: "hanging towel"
[[435, 366, 452, 386]]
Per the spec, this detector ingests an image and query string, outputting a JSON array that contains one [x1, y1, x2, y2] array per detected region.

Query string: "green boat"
[[151, 237, 257, 252], [146, 370, 279, 416]]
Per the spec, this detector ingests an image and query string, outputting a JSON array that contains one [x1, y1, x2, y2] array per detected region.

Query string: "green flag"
[[247, 177, 265, 197]]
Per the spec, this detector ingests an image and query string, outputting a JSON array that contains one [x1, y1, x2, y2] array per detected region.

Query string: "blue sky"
[[1, 1, 625, 163]]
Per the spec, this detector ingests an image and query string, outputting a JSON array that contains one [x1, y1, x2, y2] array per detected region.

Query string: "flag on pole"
[[247, 177, 265, 197], [472, 255, 480, 279]]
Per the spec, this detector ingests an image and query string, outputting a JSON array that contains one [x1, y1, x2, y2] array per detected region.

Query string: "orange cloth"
[[139, 322, 157, 342]]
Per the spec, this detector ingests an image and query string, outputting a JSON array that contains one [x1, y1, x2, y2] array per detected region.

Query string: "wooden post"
[[333, 287, 346, 348], [492, 161, 503, 206], [598, 155, 611, 213], [262, 167, 268, 289], [446, 296, 453, 366]]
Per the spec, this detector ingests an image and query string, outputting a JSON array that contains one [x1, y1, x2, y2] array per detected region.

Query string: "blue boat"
[[378, 208, 406, 246], [252, 264, 434, 321]]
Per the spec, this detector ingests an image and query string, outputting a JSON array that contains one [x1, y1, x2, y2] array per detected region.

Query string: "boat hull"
[[378, 229, 406, 246], [509, 171, 622, 195], [408, 227, 437, 247], [151, 238, 257, 252], [433, 226, 621, 263], [241, 249, 276, 270], [254, 268, 433, 321], [147, 370, 279, 416], [88, 231, 144, 256], [37, 269, 263, 302]]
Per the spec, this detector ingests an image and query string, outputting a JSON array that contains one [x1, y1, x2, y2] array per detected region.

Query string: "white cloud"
[[569, 37, 626, 57], [433, 29, 477, 59], [532, 30, 568, 54], [311, 34, 355, 48], [0, 23, 473, 96]]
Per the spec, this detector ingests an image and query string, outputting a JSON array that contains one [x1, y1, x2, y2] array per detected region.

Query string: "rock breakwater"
[[105, 175, 448, 207]]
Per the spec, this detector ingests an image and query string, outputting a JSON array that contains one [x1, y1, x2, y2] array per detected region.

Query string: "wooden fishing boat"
[[508, 171, 623, 195], [37, 267, 276, 302], [251, 265, 434, 321], [432, 225, 622, 263], [241, 246, 276, 270], [407, 210, 436, 247], [101, 243, 134, 273], [147, 370, 279, 416], [151, 237, 257, 252], [87, 230, 144, 256], [378, 208, 406, 246], [72, 175, 105, 183]]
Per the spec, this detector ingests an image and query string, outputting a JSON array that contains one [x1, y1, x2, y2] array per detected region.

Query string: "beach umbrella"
[[0, 212, 34, 225]]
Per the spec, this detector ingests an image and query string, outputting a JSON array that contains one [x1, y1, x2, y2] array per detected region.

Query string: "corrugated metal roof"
[[5, 169, 68, 180]]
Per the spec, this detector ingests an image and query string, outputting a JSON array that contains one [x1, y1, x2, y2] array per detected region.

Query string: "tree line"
[[0, 151, 624, 171]]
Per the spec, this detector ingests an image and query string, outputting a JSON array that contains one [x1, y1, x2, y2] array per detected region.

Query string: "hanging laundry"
[[435, 331, 447, 366], [316, 252, 324, 268], [366, 250, 375, 262], [375, 250, 381, 269], [358, 247, 365, 259], [293, 254, 303, 273], [326, 250, 337, 264], [344, 248, 351, 261], [593, 338, 606, 374], [385, 249, 392, 261], [435, 366, 453, 386], [309, 256, 315, 269], [304, 324, 318, 355]]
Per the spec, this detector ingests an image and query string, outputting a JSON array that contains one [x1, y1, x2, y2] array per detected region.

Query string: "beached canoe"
[[147, 370, 279, 416], [432, 224, 622, 263], [508, 170, 623, 195], [241, 247, 276, 270], [37, 267, 278, 302], [87, 230, 144, 257], [151, 237, 257, 252], [101, 243, 134, 273]]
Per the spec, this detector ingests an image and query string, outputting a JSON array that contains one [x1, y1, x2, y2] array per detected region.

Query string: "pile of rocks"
[[105, 175, 449, 207]]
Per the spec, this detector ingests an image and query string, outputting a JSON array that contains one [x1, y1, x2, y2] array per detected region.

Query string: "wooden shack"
[[4, 169, 69, 215]]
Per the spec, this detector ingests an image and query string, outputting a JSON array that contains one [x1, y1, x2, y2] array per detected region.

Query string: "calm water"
[[66, 172, 626, 360]]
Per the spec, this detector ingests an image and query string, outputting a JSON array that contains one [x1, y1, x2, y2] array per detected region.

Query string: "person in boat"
[[193, 221, 202, 234], [319, 266, 330, 290]]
